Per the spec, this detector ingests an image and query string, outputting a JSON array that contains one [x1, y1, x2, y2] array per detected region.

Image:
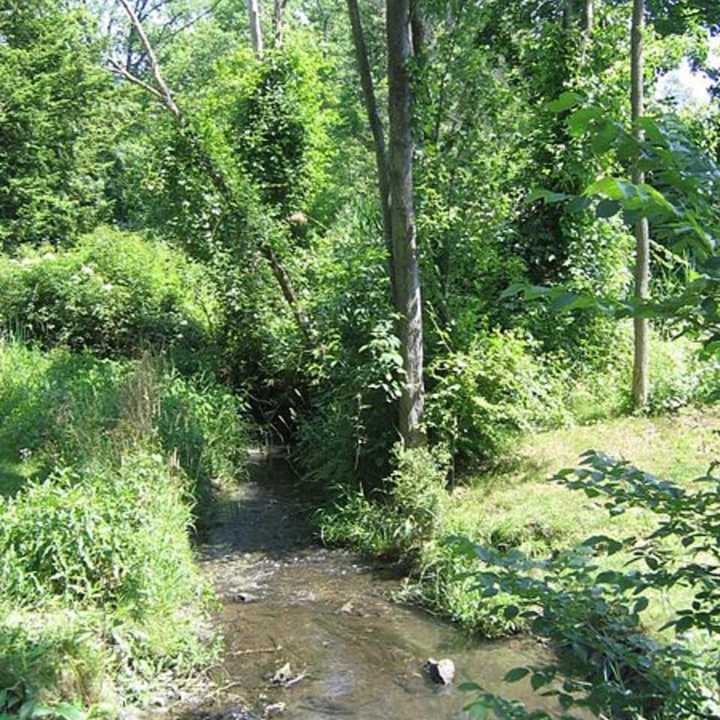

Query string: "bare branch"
[[116, 0, 180, 115], [107, 57, 164, 100]]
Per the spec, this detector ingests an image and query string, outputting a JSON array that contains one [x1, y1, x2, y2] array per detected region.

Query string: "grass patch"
[[0, 341, 249, 716], [406, 409, 720, 636]]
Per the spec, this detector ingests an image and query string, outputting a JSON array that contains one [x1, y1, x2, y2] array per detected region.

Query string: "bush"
[[318, 444, 449, 559], [645, 335, 720, 413], [0, 227, 216, 360], [427, 329, 569, 467]]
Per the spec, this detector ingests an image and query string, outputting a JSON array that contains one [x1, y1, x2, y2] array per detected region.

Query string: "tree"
[[345, 0, 395, 303], [386, 0, 425, 447], [111, 0, 314, 343], [246, 0, 263, 57], [0, 0, 113, 250], [583, 0, 594, 35], [631, 0, 650, 409]]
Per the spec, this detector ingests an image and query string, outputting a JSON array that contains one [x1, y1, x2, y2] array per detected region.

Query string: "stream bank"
[[176, 452, 568, 720]]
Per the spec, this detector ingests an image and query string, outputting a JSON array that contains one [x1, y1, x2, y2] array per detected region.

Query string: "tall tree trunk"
[[386, 0, 425, 448], [273, 0, 287, 47], [247, 0, 264, 58], [584, 0, 595, 35], [631, 0, 650, 408], [345, 0, 395, 304]]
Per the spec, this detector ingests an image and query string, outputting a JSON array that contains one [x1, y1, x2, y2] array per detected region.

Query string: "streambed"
[[180, 453, 570, 720]]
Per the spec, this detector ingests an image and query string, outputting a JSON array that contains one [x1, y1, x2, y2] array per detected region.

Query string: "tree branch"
[[110, 0, 316, 345], [107, 58, 164, 100], [116, 0, 180, 115]]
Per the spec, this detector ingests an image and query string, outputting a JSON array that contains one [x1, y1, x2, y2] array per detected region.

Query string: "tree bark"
[[583, 0, 595, 35], [631, 0, 650, 409], [410, 1, 426, 58], [345, 0, 396, 304], [386, 0, 425, 448], [273, 0, 288, 47], [247, 0, 264, 58]]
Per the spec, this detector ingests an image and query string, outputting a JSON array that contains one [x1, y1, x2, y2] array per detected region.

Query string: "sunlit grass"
[[411, 408, 720, 636]]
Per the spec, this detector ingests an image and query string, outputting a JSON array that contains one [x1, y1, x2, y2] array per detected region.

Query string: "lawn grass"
[[409, 408, 720, 636], [448, 408, 720, 550]]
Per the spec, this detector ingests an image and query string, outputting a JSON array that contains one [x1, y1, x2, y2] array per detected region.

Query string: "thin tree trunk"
[[410, 1, 426, 58], [584, 0, 594, 35], [631, 0, 650, 408], [247, 0, 264, 57], [386, 0, 425, 448], [345, 0, 395, 304], [273, 0, 287, 47]]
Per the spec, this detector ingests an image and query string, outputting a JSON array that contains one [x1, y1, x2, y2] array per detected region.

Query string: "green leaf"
[[527, 188, 570, 205], [591, 122, 620, 154], [585, 177, 634, 201], [548, 91, 584, 113], [504, 667, 530, 683], [567, 106, 603, 135], [459, 682, 483, 692], [596, 199, 621, 219]]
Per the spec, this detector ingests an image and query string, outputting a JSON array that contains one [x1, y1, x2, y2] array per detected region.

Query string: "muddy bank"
[[178, 454, 569, 720]]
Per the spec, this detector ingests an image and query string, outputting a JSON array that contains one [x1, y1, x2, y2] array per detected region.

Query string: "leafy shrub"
[[318, 444, 449, 559], [645, 335, 720, 413], [0, 227, 216, 360], [427, 329, 569, 467], [459, 452, 720, 719]]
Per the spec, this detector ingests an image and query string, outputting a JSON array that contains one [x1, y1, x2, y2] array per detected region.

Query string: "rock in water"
[[425, 658, 456, 685]]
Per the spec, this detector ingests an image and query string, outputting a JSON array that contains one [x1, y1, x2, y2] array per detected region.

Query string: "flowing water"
[[179, 453, 570, 720]]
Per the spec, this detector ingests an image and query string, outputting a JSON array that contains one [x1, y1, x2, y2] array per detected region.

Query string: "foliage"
[[0, 228, 216, 362], [0, 0, 116, 250], [318, 444, 449, 559], [426, 329, 569, 468], [0, 342, 248, 711], [458, 451, 720, 719]]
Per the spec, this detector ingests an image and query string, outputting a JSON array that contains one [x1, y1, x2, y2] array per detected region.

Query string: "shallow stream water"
[[179, 453, 570, 720]]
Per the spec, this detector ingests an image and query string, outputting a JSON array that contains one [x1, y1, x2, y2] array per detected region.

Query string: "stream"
[[180, 452, 569, 720]]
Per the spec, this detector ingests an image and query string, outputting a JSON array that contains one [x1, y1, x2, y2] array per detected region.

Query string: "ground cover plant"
[[2, 0, 720, 717]]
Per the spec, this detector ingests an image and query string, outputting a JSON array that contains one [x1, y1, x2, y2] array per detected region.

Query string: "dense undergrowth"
[[0, 341, 248, 717], [0, 227, 217, 367]]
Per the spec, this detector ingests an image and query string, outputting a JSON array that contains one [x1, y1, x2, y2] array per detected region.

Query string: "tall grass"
[[0, 341, 249, 716]]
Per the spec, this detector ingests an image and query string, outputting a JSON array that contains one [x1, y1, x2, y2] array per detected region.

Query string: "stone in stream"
[[425, 658, 456, 685], [262, 702, 286, 718]]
